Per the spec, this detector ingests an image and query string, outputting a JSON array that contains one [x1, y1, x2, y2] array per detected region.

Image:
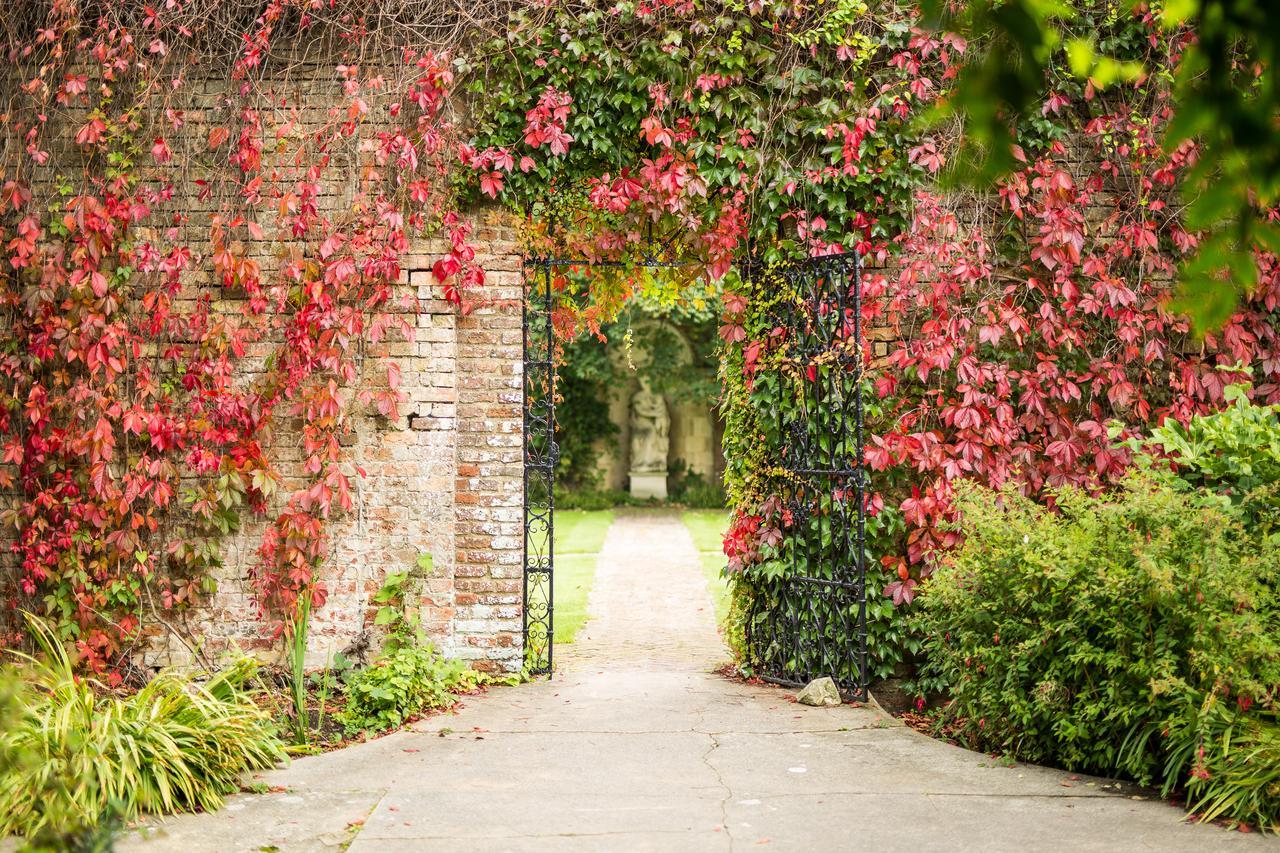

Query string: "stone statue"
[[628, 385, 670, 500], [629, 385, 669, 474]]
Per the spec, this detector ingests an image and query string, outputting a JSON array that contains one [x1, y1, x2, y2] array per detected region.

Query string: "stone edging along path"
[[123, 510, 1277, 852]]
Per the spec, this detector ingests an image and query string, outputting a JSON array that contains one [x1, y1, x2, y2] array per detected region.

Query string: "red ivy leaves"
[[864, 102, 1280, 594], [0, 5, 482, 666], [523, 86, 574, 155]]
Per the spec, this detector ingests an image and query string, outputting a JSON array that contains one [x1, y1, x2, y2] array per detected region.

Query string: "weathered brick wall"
[[448, 232, 525, 671], [132, 228, 526, 673], [0, 47, 531, 673]]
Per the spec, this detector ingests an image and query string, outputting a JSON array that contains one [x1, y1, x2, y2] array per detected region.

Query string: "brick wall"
[[0, 46, 534, 673], [131, 229, 526, 673]]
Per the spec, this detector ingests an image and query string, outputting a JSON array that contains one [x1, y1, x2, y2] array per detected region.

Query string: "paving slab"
[[121, 510, 1278, 852]]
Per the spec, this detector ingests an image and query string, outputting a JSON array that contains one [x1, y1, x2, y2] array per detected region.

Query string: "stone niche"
[[596, 323, 722, 496]]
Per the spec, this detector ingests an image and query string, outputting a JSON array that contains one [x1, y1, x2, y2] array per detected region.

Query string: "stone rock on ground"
[[120, 510, 1280, 852], [796, 676, 842, 707]]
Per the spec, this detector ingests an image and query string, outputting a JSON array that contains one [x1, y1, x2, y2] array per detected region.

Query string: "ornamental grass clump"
[[915, 472, 1280, 830], [0, 620, 285, 845]]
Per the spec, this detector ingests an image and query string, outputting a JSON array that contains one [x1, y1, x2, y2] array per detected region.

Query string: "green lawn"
[[552, 510, 614, 644], [680, 510, 731, 624], [547, 509, 728, 643]]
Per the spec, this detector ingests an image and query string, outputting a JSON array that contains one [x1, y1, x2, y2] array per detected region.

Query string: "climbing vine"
[[470, 0, 1280, 678], [469, 0, 956, 677], [3, 0, 1278, 681], [465, 0, 938, 329], [718, 0, 1280, 680], [861, 6, 1280, 595], [0, 0, 487, 671]]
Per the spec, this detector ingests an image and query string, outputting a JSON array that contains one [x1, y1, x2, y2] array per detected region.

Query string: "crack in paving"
[[358, 828, 708, 840], [698, 730, 735, 852]]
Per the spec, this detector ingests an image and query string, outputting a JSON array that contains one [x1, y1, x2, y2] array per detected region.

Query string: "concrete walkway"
[[125, 511, 1275, 852]]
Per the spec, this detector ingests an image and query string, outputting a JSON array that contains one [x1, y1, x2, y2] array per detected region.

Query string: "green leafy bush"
[[914, 474, 1280, 829], [337, 559, 485, 736], [554, 485, 642, 511], [668, 460, 726, 508], [337, 643, 480, 735], [1135, 382, 1280, 535], [0, 621, 285, 845]]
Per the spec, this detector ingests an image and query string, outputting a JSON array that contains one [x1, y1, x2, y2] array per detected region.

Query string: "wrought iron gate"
[[522, 257, 555, 675], [742, 254, 868, 700], [521, 252, 866, 693]]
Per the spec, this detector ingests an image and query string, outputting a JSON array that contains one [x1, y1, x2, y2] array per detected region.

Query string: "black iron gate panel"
[[522, 258, 555, 675], [743, 254, 868, 700]]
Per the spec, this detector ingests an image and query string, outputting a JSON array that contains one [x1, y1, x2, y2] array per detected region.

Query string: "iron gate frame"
[[740, 253, 869, 702], [521, 256, 557, 675], [521, 252, 692, 676], [522, 252, 867, 697]]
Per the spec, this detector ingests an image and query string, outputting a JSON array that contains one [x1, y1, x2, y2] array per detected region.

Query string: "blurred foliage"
[[928, 0, 1280, 330], [556, 284, 722, 491], [554, 485, 647, 510], [555, 338, 620, 491], [668, 460, 728, 508]]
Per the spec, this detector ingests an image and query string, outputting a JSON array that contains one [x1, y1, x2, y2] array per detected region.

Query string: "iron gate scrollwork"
[[743, 254, 868, 700], [520, 244, 691, 675], [522, 258, 555, 675]]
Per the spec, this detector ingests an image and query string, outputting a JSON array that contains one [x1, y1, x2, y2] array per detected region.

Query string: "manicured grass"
[[552, 510, 614, 644], [680, 510, 731, 624], [555, 509, 614, 555]]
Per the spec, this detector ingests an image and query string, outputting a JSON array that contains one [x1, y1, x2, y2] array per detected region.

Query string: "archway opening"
[[521, 247, 869, 701]]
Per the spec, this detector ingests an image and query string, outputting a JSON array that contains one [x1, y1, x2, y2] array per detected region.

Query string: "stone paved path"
[[124, 510, 1276, 852]]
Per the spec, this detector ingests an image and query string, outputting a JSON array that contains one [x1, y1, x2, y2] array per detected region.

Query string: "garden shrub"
[[0, 621, 284, 845], [554, 486, 640, 511], [337, 643, 481, 736], [915, 474, 1280, 829], [668, 461, 727, 509], [1136, 382, 1280, 535], [337, 562, 485, 736]]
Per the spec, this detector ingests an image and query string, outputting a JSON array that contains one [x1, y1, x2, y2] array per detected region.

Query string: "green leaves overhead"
[[466, 0, 944, 268]]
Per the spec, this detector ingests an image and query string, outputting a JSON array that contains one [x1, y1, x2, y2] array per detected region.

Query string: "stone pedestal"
[[629, 471, 668, 501]]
